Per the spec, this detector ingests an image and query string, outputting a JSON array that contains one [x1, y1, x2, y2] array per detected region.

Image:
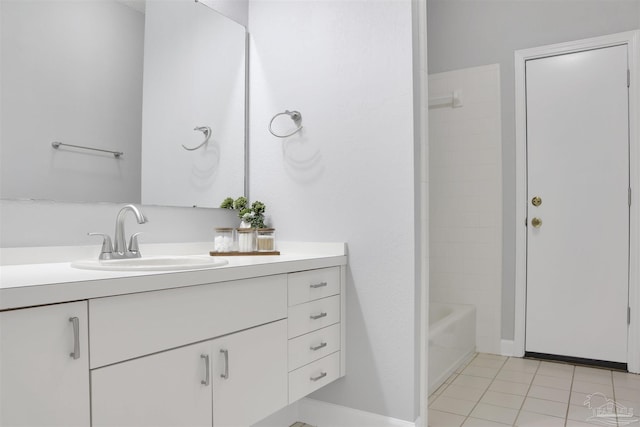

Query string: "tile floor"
[[429, 353, 640, 427]]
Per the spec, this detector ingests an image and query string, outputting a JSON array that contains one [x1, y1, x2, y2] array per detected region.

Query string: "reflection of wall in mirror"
[[140, 0, 246, 208], [0, 1, 144, 203]]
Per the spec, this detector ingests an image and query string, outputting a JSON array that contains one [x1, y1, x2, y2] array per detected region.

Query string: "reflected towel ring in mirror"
[[269, 110, 303, 138], [182, 126, 212, 151]]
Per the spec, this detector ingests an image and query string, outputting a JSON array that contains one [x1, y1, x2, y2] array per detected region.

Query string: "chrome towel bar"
[[51, 141, 123, 158]]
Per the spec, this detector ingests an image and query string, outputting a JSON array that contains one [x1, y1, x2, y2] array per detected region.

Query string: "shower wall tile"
[[429, 64, 502, 354]]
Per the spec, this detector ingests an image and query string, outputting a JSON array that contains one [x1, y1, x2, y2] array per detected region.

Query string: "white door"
[[0, 302, 90, 426], [91, 341, 212, 427], [525, 45, 629, 363], [212, 320, 288, 427]]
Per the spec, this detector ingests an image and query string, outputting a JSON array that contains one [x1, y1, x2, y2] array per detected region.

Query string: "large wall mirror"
[[0, 0, 246, 208]]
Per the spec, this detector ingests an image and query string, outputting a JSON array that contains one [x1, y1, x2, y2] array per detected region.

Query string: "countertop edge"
[[0, 252, 347, 310]]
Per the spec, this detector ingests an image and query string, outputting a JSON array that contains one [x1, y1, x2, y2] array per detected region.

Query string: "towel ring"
[[269, 110, 303, 138], [182, 126, 211, 151]]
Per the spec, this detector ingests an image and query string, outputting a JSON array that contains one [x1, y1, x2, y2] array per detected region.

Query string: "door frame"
[[514, 30, 640, 373]]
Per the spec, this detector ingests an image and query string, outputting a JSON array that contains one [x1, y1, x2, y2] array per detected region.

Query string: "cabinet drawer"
[[89, 275, 287, 368], [288, 267, 340, 306], [288, 323, 340, 371], [288, 351, 340, 403], [288, 295, 340, 339]]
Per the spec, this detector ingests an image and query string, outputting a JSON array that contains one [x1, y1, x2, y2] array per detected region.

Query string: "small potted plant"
[[220, 197, 275, 252], [220, 197, 265, 227]]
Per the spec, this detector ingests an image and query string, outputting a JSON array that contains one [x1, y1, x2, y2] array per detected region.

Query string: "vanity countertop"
[[0, 242, 347, 310]]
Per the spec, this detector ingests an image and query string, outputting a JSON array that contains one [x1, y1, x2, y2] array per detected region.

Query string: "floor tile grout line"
[[611, 369, 620, 427], [563, 363, 576, 427], [513, 356, 543, 427], [458, 353, 485, 427], [459, 354, 511, 426], [427, 353, 475, 422], [454, 352, 484, 425], [428, 353, 476, 423], [431, 365, 462, 401]]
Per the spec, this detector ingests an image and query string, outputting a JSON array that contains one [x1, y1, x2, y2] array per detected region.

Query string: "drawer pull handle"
[[310, 281, 328, 289], [201, 354, 210, 386], [310, 312, 328, 320], [310, 372, 327, 382], [69, 317, 80, 360], [310, 342, 327, 351], [220, 349, 229, 379]]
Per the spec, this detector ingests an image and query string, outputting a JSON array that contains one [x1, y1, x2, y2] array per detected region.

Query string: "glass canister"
[[213, 227, 235, 253], [237, 228, 256, 252], [256, 228, 276, 252]]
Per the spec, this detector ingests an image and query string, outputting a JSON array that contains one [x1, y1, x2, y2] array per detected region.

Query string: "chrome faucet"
[[89, 204, 148, 260], [113, 204, 147, 257]]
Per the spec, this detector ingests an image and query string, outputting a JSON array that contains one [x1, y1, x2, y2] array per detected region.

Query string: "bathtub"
[[428, 303, 476, 395]]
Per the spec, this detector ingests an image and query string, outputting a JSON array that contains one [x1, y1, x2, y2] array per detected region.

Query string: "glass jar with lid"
[[256, 228, 276, 252], [213, 227, 235, 253], [237, 228, 256, 252]]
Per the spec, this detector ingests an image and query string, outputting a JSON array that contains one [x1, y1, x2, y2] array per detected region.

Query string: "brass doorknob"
[[531, 217, 542, 228]]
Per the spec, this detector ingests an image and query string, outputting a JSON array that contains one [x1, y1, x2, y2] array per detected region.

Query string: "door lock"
[[531, 217, 543, 228], [531, 196, 542, 207]]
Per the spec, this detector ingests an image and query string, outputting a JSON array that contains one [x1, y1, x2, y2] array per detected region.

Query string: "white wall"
[[0, 0, 144, 203], [248, 0, 418, 422], [427, 0, 640, 340], [429, 64, 502, 354]]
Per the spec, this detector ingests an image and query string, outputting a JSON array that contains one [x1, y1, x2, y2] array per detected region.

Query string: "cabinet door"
[[212, 320, 288, 427], [92, 342, 212, 427], [0, 301, 90, 426]]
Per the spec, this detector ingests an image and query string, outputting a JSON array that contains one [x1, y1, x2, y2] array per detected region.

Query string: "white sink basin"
[[71, 255, 228, 272]]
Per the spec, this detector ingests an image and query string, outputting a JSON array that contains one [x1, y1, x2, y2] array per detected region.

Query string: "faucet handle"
[[128, 232, 143, 255], [88, 233, 113, 260]]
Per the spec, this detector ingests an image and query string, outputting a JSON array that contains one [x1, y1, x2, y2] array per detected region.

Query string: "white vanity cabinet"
[[90, 276, 289, 427], [0, 301, 90, 427], [0, 244, 347, 427]]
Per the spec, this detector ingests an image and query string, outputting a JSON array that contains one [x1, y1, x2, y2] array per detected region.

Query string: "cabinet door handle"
[[310, 372, 327, 382], [220, 349, 229, 379], [69, 317, 80, 360], [310, 342, 327, 351], [310, 281, 328, 289], [310, 312, 327, 320], [201, 354, 210, 386]]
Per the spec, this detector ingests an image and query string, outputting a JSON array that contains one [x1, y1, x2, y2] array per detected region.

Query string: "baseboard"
[[501, 339, 515, 357], [298, 398, 416, 427]]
